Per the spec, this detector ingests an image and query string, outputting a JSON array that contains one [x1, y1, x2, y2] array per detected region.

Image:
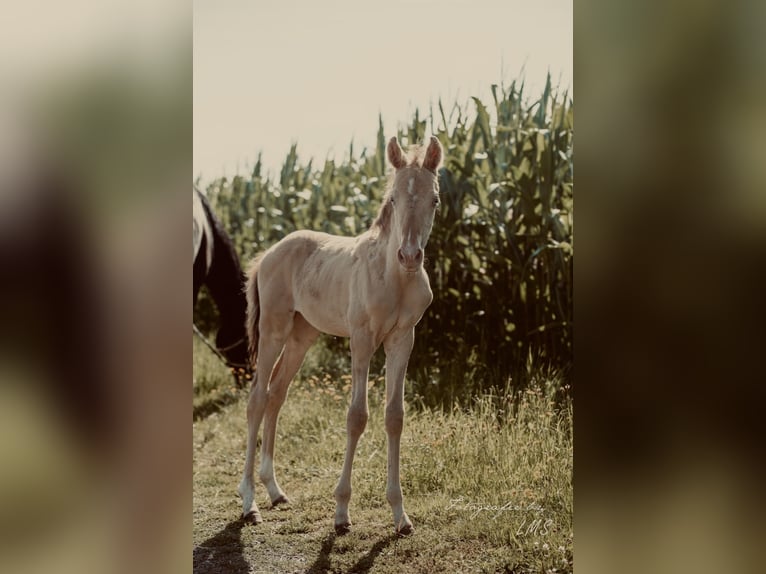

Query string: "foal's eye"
[[390, 198, 396, 206], [432, 196, 440, 207]]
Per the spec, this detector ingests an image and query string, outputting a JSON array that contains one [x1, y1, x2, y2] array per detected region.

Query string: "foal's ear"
[[387, 137, 406, 170], [423, 136, 443, 173]]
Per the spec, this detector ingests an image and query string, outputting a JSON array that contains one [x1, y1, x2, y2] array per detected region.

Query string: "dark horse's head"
[[214, 311, 250, 374], [193, 188, 251, 384]]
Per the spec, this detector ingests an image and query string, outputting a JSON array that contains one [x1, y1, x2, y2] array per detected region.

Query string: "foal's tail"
[[244, 255, 263, 369]]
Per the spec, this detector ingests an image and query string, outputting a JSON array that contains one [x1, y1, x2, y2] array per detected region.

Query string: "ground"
[[193, 340, 572, 573]]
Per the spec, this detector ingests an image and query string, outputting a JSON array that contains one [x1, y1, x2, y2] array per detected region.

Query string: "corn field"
[[195, 76, 573, 406]]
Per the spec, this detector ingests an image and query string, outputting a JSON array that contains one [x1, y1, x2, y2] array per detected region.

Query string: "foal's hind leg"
[[259, 314, 319, 506], [238, 310, 294, 524]]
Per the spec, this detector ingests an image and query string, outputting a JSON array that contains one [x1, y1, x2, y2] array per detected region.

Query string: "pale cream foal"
[[238, 136, 443, 535]]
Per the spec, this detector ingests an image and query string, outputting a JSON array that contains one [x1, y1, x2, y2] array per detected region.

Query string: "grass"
[[193, 338, 572, 573]]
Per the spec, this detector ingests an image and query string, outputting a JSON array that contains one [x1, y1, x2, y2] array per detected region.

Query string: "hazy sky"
[[194, 0, 572, 181]]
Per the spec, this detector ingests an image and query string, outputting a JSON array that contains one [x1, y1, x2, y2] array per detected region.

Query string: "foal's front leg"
[[383, 328, 415, 535], [333, 332, 375, 534]]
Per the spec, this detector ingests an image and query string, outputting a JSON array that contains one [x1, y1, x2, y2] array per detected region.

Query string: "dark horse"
[[193, 187, 251, 383]]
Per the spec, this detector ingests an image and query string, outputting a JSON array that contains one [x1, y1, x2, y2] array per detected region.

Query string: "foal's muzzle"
[[397, 247, 423, 272]]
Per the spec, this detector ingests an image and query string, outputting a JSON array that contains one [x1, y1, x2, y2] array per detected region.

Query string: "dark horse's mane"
[[193, 187, 250, 375]]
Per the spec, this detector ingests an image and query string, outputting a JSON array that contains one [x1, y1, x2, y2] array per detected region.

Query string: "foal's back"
[[257, 229, 364, 338]]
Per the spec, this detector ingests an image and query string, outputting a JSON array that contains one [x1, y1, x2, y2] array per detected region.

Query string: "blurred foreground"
[[0, 3, 189, 573], [577, 1, 766, 572]]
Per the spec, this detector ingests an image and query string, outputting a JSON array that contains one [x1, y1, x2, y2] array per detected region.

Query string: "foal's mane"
[[371, 145, 429, 235]]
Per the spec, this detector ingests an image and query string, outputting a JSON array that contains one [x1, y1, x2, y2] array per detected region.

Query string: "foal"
[[238, 136, 443, 534]]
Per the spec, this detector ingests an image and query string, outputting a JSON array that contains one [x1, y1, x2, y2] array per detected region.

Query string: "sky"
[[193, 0, 572, 182]]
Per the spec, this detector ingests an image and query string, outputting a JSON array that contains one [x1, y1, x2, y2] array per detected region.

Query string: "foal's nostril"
[[414, 250, 422, 262], [397, 249, 405, 264]]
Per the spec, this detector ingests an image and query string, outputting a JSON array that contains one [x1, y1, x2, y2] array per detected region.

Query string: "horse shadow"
[[193, 390, 241, 422], [306, 531, 398, 574], [194, 519, 399, 574], [193, 519, 249, 574]]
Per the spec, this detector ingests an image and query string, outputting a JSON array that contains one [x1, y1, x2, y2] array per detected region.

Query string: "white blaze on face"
[[402, 215, 422, 257], [398, 175, 425, 261]]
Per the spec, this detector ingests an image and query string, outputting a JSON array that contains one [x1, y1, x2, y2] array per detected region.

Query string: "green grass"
[[193, 339, 572, 573]]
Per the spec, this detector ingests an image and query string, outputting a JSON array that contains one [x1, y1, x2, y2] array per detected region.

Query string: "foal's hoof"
[[243, 510, 262, 525], [396, 522, 414, 536], [334, 522, 352, 535], [271, 495, 291, 508]]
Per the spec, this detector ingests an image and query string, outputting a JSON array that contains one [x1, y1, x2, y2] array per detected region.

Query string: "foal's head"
[[381, 136, 443, 273]]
